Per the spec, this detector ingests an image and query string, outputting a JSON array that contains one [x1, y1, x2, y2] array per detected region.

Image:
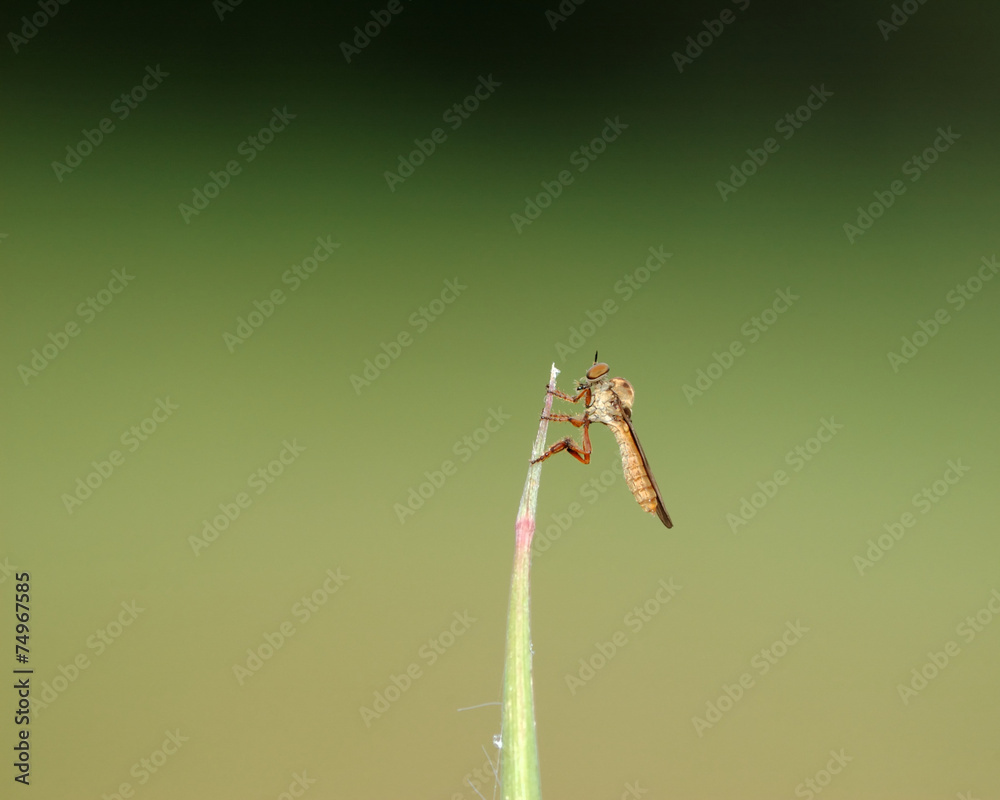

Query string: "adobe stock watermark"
[[613, 781, 650, 800], [510, 116, 628, 233], [692, 619, 809, 736], [672, 0, 750, 72], [103, 729, 189, 798], [340, 0, 406, 63], [222, 235, 340, 352], [877, 0, 929, 40], [896, 588, 1000, 705], [272, 772, 318, 800], [717, 84, 833, 200], [394, 408, 512, 523], [350, 277, 467, 394], [0, 558, 17, 586], [213, 0, 245, 21], [178, 106, 296, 223], [384, 74, 501, 191], [232, 568, 350, 685], [553, 247, 671, 361], [189, 439, 306, 556], [450, 740, 501, 800], [51, 66, 169, 181], [18, 268, 136, 385], [842, 125, 960, 243], [359, 610, 477, 727], [28, 600, 144, 715], [61, 398, 180, 514], [565, 578, 682, 695], [727, 417, 844, 533], [793, 749, 853, 800], [682, 287, 799, 404], [854, 459, 970, 575], [7, 0, 71, 54], [545, 0, 588, 32], [533, 465, 623, 557], [886, 255, 998, 372]]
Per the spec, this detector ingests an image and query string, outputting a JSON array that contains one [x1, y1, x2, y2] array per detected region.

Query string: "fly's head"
[[579, 354, 634, 412], [577, 360, 611, 393], [579, 360, 634, 413]]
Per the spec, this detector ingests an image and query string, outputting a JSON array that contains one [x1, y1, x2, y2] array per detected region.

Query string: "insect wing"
[[622, 409, 673, 528]]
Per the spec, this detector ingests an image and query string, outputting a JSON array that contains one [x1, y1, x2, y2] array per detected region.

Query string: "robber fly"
[[530, 353, 673, 528]]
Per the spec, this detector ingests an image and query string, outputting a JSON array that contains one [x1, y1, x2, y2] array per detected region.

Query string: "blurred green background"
[[2, 2, 999, 797]]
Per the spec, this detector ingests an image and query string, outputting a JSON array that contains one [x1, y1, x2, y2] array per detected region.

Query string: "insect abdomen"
[[611, 426, 659, 514]]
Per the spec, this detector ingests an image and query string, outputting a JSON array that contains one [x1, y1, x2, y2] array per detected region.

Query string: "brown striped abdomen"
[[611, 425, 659, 514]]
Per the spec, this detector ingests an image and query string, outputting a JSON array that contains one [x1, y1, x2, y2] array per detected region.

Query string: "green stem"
[[500, 363, 559, 800]]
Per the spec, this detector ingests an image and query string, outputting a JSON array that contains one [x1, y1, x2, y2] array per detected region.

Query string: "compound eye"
[[586, 362, 610, 380]]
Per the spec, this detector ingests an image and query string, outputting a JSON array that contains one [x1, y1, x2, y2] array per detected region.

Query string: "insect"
[[531, 354, 673, 528]]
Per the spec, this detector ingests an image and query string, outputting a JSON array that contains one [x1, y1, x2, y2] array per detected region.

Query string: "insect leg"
[[544, 387, 590, 404], [540, 413, 587, 425], [530, 417, 592, 465]]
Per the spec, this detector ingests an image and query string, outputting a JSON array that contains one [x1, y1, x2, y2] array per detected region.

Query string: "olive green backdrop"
[[2, 2, 999, 798]]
